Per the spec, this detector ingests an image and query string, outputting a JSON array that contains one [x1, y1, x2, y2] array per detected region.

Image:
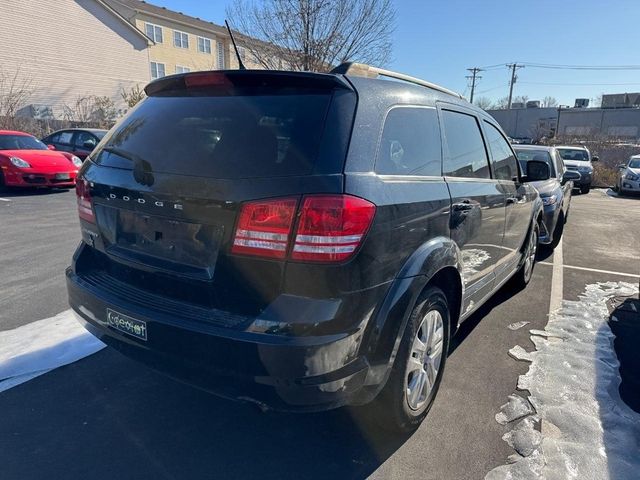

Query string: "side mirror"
[[619, 164, 627, 169], [47, 144, 56, 150], [562, 170, 581, 184], [524, 160, 551, 182], [591, 155, 599, 162], [82, 140, 96, 149]]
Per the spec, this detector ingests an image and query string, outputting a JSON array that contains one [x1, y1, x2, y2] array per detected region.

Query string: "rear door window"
[[483, 121, 518, 181], [375, 107, 442, 176], [441, 110, 491, 179], [96, 93, 333, 179]]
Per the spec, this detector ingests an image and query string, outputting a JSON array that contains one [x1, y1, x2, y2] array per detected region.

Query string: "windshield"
[[95, 92, 332, 179], [514, 149, 556, 177], [94, 131, 106, 140], [558, 148, 590, 162], [0, 134, 48, 150], [629, 158, 640, 169]]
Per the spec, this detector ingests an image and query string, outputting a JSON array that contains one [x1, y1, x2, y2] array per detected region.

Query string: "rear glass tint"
[[95, 93, 332, 178]]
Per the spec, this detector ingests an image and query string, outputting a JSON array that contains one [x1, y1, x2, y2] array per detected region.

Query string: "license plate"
[[55, 173, 70, 180], [106, 308, 147, 341]]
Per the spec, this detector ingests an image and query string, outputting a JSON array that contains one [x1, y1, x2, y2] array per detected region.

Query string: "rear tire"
[[370, 286, 450, 432], [580, 185, 590, 194], [512, 221, 539, 288]]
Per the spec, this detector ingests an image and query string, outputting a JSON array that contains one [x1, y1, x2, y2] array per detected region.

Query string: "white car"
[[615, 155, 640, 194], [556, 145, 598, 194]]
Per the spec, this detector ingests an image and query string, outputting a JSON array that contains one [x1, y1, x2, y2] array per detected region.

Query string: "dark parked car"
[[67, 65, 545, 431], [514, 145, 580, 248], [42, 128, 107, 160]]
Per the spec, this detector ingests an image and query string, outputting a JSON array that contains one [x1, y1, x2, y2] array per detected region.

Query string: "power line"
[[520, 62, 640, 70], [519, 81, 640, 86]]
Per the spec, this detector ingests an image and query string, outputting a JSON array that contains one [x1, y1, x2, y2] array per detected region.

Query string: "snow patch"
[[487, 281, 640, 479], [508, 345, 534, 363], [0, 309, 105, 392], [508, 321, 530, 330], [496, 394, 535, 425]]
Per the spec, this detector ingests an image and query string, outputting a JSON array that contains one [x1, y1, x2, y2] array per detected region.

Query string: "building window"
[[174, 30, 189, 49], [145, 22, 163, 43], [197, 36, 211, 54], [217, 41, 225, 69], [175, 65, 191, 74], [150, 62, 166, 79]]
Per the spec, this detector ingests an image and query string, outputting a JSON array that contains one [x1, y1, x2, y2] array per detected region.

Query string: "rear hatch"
[[78, 70, 357, 318]]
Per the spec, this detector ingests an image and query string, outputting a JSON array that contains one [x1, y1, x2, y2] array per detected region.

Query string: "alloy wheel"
[[406, 310, 444, 411]]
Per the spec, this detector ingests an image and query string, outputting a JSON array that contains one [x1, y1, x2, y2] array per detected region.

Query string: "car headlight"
[[541, 194, 557, 206], [578, 165, 593, 173], [70, 155, 83, 168], [626, 171, 639, 181], [9, 156, 31, 168]]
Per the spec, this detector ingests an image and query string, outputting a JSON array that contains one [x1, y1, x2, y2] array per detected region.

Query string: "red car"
[[0, 130, 82, 189]]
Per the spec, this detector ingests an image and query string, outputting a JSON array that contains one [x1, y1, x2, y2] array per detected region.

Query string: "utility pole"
[[507, 63, 524, 109], [466, 67, 483, 104]]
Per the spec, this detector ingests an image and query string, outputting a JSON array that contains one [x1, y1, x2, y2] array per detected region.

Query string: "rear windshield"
[[95, 93, 332, 178], [514, 149, 555, 177]]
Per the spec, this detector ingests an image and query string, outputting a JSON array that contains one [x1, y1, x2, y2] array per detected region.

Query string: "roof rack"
[[331, 62, 463, 99]]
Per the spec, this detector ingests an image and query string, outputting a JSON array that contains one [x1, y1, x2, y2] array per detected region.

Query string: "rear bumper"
[[2, 169, 76, 187], [66, 267, 379, 411]]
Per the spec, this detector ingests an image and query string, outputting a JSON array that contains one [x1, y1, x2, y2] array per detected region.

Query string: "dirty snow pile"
[[486, 281, 640, 479], [0, 309, 105, 392]]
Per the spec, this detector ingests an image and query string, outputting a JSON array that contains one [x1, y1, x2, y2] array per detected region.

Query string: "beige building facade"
[[105, 0, 262, 80]]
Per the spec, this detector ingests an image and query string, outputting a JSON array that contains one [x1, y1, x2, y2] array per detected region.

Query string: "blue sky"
[[151, 0, 640, 106]]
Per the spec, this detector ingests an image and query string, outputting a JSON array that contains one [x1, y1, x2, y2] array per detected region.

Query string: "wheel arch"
[[362, 236, 464, 378]]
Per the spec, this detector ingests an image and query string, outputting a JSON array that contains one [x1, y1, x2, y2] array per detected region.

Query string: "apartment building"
[[104, 0, 262, 79]]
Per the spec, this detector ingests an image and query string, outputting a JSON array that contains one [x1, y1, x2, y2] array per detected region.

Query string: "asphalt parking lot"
[[0, 187, 638, 480]]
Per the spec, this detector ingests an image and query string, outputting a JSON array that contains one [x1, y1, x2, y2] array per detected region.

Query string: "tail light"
[[231, 195, 376, 263], [231, 197, 298, 259], [76, 177, 95, 223]]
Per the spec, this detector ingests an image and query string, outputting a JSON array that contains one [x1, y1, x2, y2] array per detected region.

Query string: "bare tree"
[[513, 95, 529, 105], [493, 96, 510, 109], [120, 84, 145, 108], [542, 96, 558, 108], [63, 95, 117, 129], [226, 0, 396, 72], [0, 68, 34, 129], [474, 97, 493, 110]]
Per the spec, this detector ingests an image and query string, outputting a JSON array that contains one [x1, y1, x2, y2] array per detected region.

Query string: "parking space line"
[[538, 261, 640, 279], [0, 198, 10, 202], [549, 237, 564, 314]]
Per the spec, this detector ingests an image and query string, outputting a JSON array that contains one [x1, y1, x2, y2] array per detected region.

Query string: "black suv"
[[67, 64, 545, 431]]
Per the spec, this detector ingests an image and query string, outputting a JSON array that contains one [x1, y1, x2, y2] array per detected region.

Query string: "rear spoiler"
[[145, 70, 354, 96]]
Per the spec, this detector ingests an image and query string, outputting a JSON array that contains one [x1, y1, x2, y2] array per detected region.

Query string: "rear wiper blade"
[[101, 146, 137, 163]]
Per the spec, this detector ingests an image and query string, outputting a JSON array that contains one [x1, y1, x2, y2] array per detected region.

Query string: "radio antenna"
[[225, 20, 246, 70]]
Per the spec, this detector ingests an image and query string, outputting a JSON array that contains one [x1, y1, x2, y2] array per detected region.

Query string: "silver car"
[[615, 155, 640, 194]]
